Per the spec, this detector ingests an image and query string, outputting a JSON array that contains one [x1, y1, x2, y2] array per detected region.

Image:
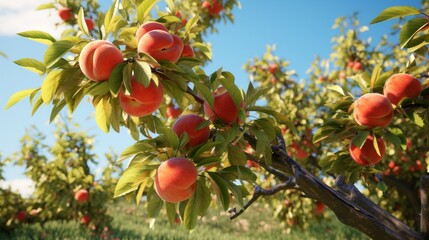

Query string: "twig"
[[230, 179, 296, 220]]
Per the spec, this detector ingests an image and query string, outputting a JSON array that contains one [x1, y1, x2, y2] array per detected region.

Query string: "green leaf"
[[218, 72, 243, 109], [133, 60, 152, 87], [147, 187, 164, 218], [50, 99, 67, 122], [77, 8, 91, 36], [313, 126, 337, 143], [371, 6, 421, 24], [95, 97, 111, 133], [165, 202, 177, 225], [189, 78, 214, 106], [183, 195, 197, 230], [400, 18, 428, 48], [376, 182, 387, 192], [41, 70, 62, 104], [194, 179, 211, 216], [372, 133, 381, 157], [14, 58, 46, 75], [137, 0, 159, 23], [158, 127, 180, 149], [207, 172, 230, 211], [370, 63, 382, 89], [5, 88, 38, 109], [220, 166, 257, 182], [327, 85, 346, 96], [36, 3, 55, 10], [109, 62, 125, 95], [406, 111, 425, 127], [114, 166, 152, 198], [44, 40, 75, 68], [227, 145, 247, 166], [184, 15, 199, 36], [104, 0, 119, 34], [352, 131, 370, 149], [17, 30, 56, 45], [118, 140, 156, 162], [135, 178, 149, 206]]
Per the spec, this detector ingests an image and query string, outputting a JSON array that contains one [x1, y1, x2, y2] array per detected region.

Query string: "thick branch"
[[336, 175, 419, 238], [420, 175, 429, 237]]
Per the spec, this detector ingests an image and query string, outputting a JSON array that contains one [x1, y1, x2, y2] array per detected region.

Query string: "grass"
[[1, 201, 370, 240]]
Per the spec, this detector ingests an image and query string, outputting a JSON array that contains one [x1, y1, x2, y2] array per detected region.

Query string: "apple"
[[15, 210, 27, 222], [202, 0, 224, 16], [119, 77, 164, 117], [352, 61, 363, 71], [30, 209, 39, 216], [288, 142, 309, 160], [172, 114, 210, 147], [388, 161, 395, 169], [203, 87, 242, 125], [268, 63, 278, 74], [246, 160, 259, 168], [74, 189, 89, 203], [349, 135, 386, 166], [175, 11, 188, 28], [137, 30, 184, 63], [80, 215, 91, 225], [58, 7, 73, 21], [353, 93, 393, 128], [135, 21, 168, 43], [79, 40, 124, 81], [84, 18, 94, 32], [166, 104, 182, 118], [383, 73, 422, 105], [314, 201, 325, 215], [181, 44, 195, 58], [154, 157, 198, 203]]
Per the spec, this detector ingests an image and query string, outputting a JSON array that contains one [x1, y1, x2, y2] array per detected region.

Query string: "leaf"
[[95, 97, 112, 133], [137, 0, 159, 23], [109, 62, 125, 95], [183, 195, 198, 230], [370, 63, 382, 89], [352, 131, 370, 149], [118, 140, 156, 162], [36, 3, 55, 10], [227, 145, 247, 166], [135, 178, 149, 206], [158, 127, 180, 149], [41, 70, 62, 104], [189, 78, 213, 106], [165, 202, 177, 225], [5, 88, 38, 109], [17, 30, 56, 45], [220, 166, 257, 182], [77, 8, 90, 36], [371, 6, 421, 24], [114, 166, 152, 198], [400, 18, 428, 48], [104, 0, 119, 34], [133, 60, 152, 87], [218, 71, 243, 108], [208, 172, 230, 211], [313, 126, 337, 143], [14, 58, 46, 75], [194, 179, 212, 216], [327, 85, 346, 96], [147, 188, 164, 218], [44, 40, 75, 68], [372, 133, 381, 157], [50, 99, 67, 122]]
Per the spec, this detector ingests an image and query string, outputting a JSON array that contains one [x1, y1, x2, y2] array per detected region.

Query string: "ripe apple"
[[166, 104, 182, 118], [353, 93, 393, 128], [175, 11, 188, 28], [119, 77, 164, 117], [388, 161, 395, 169], [79, 40, 124, 81], [288, 142, 309, 160], [181, 44, 195, 58], [58, 7, 73, 21], [135, 21, 168, 43], [268, 63, 278, 74], [202, 0, 224, 16], [154, 157, 198, 203], [74, 189, 89, 203], [137, 30, 184, 63], [84, 18, 94, 31], [172, 114, 210, 147], [352, 61, 363, 71], [383, 73, 422, 105], [80, 215, 91, 225], [314, 201, 325, 215], [349, 135, 386, 166], [15, 210, 27, 222], [203, 87, 242, 125]]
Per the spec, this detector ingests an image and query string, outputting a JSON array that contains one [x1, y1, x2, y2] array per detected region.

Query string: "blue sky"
[[0, 0, 421, 182]]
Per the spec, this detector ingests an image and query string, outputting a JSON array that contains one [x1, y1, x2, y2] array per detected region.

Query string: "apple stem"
[[186, 86, 205, 104]]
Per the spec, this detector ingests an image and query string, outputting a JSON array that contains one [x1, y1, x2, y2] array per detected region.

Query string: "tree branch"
[[420, 175, 429, 238], [230, 178, 296, 220]]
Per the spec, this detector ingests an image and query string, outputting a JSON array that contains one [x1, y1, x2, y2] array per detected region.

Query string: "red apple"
[[166, 104, 182, 118], [349, 135, 386, 166], [314, 201, 325, 215], [119, 77, 164, 117], [15, 210, 27, 222], [353, 93, 393, 128], [137, 30, 184, 63], [383, 73, 422, 105], [135, 21, 168, 43], [154, 157, 198, 203], [202, 0, 224, 16], [79, 40, 124, 81], [268, 63, 278, 74], [58, 7, 73, 21], [203, 87, 242, 125], [74, 189, 89, 203], [80, 215, 91, 225], [352, 61, 363, 71], [172, 114, 210, 147], [181, 44, 195, 58], [84, 18, 94, 31]]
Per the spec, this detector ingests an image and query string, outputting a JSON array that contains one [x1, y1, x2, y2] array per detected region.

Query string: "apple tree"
[[4, 0, 429, 239]]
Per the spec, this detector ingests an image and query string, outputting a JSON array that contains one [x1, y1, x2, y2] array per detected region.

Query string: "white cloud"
[[0, 179, 35, 198], [0, 0, 64, 37]]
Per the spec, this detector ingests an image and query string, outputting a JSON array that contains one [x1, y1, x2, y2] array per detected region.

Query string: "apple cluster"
[[58, 7, 94, 31], [350, 73, 422, 166]]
